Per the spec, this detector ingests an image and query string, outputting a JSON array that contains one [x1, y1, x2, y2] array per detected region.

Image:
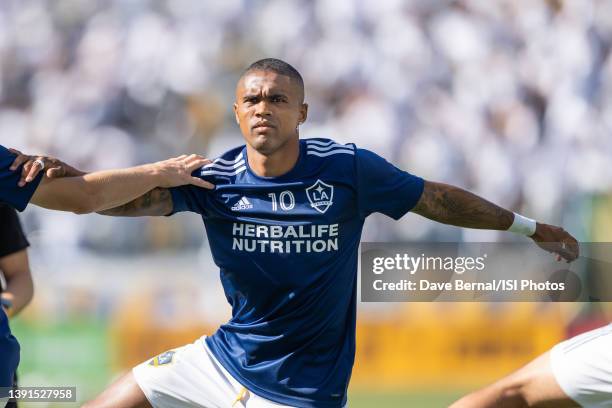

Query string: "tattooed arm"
[[97, 187, 173, 217], [411, 181, 514, 230], [411, 181, 579, 262]]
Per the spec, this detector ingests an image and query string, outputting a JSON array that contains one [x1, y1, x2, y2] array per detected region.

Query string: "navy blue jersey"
[[0, 145, 42, 211], [170, 138, 424, 408], [0, 144, 41, 392], [0, 205, 29, 388], [0, 311, 19, 390]]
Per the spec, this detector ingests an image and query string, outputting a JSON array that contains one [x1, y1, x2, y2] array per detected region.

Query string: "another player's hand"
[[9, 148, 86, 186], [529, 223, 579, 263], [152, 154, 214, 189]]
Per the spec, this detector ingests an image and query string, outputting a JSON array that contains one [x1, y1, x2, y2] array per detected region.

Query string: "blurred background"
[[1, 0, 612, 406]]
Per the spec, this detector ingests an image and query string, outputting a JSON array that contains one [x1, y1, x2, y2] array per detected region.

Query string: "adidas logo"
[[231, 196, 253, 211]]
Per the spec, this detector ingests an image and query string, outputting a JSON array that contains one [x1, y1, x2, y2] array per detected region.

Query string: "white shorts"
[[551, 324, 612, 408], [133, 337, 302, 408]]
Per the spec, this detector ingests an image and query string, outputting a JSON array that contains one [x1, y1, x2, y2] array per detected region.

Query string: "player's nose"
[[255, 102, 272, 117]]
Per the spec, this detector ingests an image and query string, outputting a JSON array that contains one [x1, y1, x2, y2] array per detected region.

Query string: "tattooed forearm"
[[412, 181, 514, 230], [97, 187, 173, 217]]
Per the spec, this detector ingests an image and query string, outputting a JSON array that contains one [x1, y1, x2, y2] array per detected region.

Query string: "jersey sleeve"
[[168, 169, 213, 215], [355, 148, 424, 220], [168, 185, 211, 215], [0, 145, 43, 212], [0, 204, 29, 258]]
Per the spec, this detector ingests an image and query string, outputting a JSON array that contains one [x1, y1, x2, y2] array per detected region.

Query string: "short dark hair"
[[243, 58, 304, 100]]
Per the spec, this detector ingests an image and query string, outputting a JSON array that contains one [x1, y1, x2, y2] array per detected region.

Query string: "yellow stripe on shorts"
[[232, 387, 248, 407]]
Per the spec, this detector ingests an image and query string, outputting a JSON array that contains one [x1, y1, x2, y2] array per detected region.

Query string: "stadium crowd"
[[1, 0, 611, 248]]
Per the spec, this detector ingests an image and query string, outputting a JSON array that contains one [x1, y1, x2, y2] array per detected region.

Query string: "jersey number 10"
[[268, 191, 296, 211]]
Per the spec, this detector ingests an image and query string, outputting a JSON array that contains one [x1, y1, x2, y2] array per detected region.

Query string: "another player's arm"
[[0, 250, 33, 317], [30, 167, 163, 214], [8, 148, 86, 185], [13, 153, 211, 214], [412, 181, 579, 261]]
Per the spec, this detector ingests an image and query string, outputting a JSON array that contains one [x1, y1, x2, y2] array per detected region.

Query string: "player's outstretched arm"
[[28, 155, 212, 214], [412, 181, 514, 230], [96, 187, 173, 217], [411, 181, 579, 262]]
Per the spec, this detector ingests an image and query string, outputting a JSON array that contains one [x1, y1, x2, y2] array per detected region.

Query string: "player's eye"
[[270, 96, 285, 103]]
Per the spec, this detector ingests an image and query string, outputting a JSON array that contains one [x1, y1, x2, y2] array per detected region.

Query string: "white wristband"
[[508, 213, 537, 236]]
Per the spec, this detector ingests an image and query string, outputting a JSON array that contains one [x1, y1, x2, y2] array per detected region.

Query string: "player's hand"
[[529, 223, 579, 263], [9, 148, 86, 187], [152, 154, 215, 189]]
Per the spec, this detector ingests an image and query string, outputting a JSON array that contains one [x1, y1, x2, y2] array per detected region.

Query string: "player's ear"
[[233, 103, 240, 125], [299, 103, 308, 125]]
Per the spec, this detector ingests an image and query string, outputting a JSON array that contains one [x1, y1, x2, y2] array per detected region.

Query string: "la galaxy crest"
[[306, 179, 334, 214], [149, 350, 176, 367]]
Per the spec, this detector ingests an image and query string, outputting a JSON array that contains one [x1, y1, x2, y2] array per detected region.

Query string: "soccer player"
[[0, 145, 213, 405], [0, 203, 37, 408], [450, 323, 612, 407], [0, 204, 35, 319], [73, 59, 579, 408]]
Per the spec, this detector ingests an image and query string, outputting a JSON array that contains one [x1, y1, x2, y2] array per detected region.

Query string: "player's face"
[[234, 70, 307, 155]]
